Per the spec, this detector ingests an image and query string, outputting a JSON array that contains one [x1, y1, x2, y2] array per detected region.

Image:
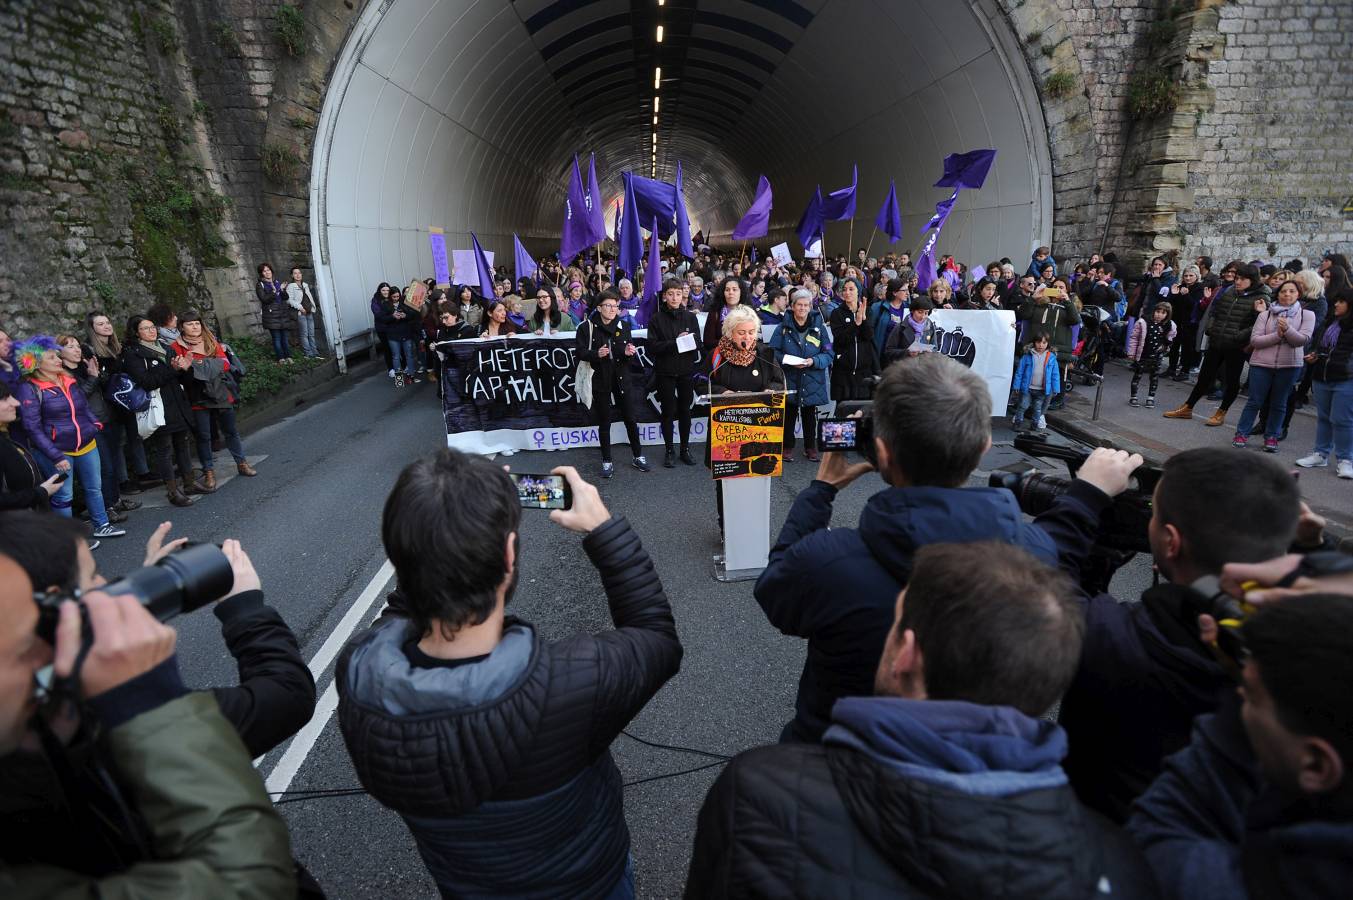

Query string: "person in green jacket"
[[0, 558, 296, 899]]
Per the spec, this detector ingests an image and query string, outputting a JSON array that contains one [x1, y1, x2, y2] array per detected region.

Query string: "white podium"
[[714, 476, 772, 582]]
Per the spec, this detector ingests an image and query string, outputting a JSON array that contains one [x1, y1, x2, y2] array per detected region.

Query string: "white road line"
[[263, 558, 395, 796]]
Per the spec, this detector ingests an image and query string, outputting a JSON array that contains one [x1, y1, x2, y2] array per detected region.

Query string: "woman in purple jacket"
[[15, 336, 125, 538]]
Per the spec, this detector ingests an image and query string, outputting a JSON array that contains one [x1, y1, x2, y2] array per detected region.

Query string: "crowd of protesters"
[[398, 242, 1353, 480], [0, 298, 270, 550]]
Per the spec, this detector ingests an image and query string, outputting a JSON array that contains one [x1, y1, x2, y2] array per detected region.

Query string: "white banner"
[[451, 248, 495, 283], [770, 242, 793, 266], [926, 310, 1017, 412]]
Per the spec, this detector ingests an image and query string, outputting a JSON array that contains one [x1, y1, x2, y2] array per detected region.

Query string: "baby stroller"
[[1072, 305, 1114, 384]]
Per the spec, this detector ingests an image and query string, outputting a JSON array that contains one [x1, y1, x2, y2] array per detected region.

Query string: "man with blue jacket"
[[754, 352, 1058, 743], [689, 542, 1156, 898]]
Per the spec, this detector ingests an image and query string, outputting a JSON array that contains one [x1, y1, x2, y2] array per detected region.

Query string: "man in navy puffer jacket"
[[337, 450, 681, 899], [754, 353, 1057, 743]]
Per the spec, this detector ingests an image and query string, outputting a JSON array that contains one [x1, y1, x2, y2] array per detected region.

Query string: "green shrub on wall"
[[1127, 71, 1180, 120], [276, 4, 305, 56], [1044, 70, 1077, 99], [228, 336, 326, 404]]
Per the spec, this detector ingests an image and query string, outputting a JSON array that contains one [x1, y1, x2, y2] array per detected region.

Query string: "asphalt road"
[[88, 370, 1157, 899]]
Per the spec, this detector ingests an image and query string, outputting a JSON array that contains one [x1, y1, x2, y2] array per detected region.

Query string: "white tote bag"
[[136, 388, 165, 438], [574, 321, 595, 409]]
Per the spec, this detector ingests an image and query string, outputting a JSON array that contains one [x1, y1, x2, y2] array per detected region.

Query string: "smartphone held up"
[[510, 472, 573, 510]]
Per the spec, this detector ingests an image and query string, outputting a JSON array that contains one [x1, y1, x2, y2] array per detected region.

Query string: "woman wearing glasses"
[[530, 289, 576, 336]]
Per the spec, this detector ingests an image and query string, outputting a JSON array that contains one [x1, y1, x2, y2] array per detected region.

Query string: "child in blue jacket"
[[1011, 330, 1061, 431]]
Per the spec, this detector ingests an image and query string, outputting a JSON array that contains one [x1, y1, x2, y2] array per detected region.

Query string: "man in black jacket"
[[754, 353, 1058, 743], [687, 542, 1156, 899], [1033, 446, 1302, 823], [336, 450, 682, 899]]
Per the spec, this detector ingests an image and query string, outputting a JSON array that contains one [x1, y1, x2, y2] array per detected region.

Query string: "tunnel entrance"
[[309, 0, 1051, 352]]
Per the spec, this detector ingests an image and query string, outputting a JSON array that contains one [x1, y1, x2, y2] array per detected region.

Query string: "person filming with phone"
[[754, 353, 1059, 744], [335, 450, 682, 899]]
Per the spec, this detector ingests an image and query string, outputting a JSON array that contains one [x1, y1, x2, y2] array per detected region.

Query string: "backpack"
[[105, 373, 151, 413]]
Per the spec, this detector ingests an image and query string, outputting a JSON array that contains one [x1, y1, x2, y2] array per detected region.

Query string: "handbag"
[[105, 372, 151, 413], [135, 388, 165, 438], [574, 321, 595, 409]]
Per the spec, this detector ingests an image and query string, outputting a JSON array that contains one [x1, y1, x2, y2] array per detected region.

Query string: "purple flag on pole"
[[627, 174, 678, 238], [560, 156, 592, 262], [674, 162, 693, 258], [874, 178, 902, 243], [820, 164, 858, 221], [585, 154, 607, 246], [471, 233, 495, 299], [915, 230, 940, 291], [796, 187, 824, 249], [934, 149, 997, 190], [732, 175, 773, 240], [920, 189, 960, 236], [636, 217, 663, 326], [618, 173, 644, 279], [512, 234, 537, 283]]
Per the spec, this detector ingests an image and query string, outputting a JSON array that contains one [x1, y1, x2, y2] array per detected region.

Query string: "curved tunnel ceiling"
[[313, 0, 1050, 332]]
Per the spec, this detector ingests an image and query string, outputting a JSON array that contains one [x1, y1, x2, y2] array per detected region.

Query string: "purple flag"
[[874, 178, 902, 243], [618, 173, 644, 279], [627, 173, 678, 238], [560, 156, 592, 262], [471, 233, 495, 299], [820, 164, 858, 221], [512, 234, 537, 283], [732, 175, 773, 240], [636, 217, 663, 327], [674, 162, 693, 259], [585, 154, 607, 246], [915, 230, 940, 291], [796, 187, 824, 249], [920, 189, 960, 236], [934, 149, 997, 190]]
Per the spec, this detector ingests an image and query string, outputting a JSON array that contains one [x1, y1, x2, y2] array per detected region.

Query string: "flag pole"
[[739, 240, 747, 269], [847, 218, 855, 264], [864, 225, 877, 261]]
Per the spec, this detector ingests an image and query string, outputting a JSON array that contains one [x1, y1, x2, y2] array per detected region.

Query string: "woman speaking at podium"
[[711, 306, 785, 394]]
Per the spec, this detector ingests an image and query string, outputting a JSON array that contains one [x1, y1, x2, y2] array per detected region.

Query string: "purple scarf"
[[568, 298, 588, 322], [1321, 320, 1342, 351]]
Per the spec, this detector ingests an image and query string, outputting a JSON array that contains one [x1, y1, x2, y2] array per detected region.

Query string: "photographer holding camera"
[[335, 451, 682, 899], [1127, 590, 1353, 898], [1033, 446, 1303, 823], [754, 353, 1059, 744], [0, 554, 296, 897]]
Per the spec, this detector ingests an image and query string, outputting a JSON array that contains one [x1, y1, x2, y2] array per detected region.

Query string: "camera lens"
[[105, 543, 235, 622]]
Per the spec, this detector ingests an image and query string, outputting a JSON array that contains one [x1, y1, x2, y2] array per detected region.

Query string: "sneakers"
[[394, 373, 405, 388], [87, 538, 100, 551], [601, 461, 615, 478], [1145, 396, 1156, 409], [1036, 415, 1047, 430], [1296, 452, 1329, 468], [1340, 460, 1353, 480], [632, 456, 652, 473], [1129, 396, 1139, 407], [91, 523, 126, 538], [388, 368, 396, 378], [1232, 434, 1248, 448], [1263, 437, 1279, 453]]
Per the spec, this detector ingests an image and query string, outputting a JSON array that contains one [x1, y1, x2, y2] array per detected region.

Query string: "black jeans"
[[148, 428, 195, 484], [1168, 323, 1199, 373], [1131, 356, 1163, 397], [656, 373, 694, 449], [95, 419, 123, 507], [783, 404, 818, 451], [1185, 345, 1247, 410], [594, 378, 642, 462]]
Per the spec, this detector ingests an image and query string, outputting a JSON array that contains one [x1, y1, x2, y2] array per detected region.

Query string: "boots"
[[166, 479, 194, 508], [237, 461, 258, 477], [187, 472, 215, 494], [663, 447, 676, 468], [1205, 408, 1227, 427], [1162, 403, 1193, 419]]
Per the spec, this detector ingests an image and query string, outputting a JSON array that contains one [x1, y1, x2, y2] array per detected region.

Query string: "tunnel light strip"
[[654, 67, 661, 89], [656, 25, 664, 42], [653, 95, 659, 112]]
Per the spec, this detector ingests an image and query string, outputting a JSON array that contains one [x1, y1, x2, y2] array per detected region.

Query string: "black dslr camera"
[[34, 543, 235, 645], [989, 433, 1161, 555]]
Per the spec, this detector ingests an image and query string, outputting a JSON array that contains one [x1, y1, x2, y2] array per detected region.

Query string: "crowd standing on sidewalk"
[[0, 262, 339, 547]]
